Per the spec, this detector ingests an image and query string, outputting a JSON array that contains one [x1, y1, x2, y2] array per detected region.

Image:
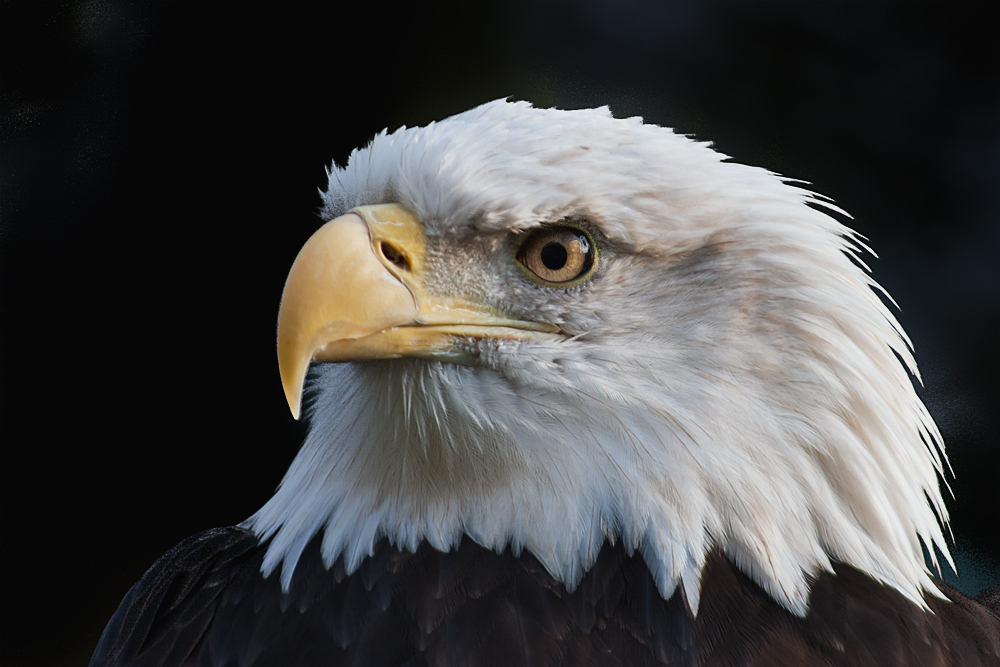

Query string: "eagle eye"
[[516, 226, 597, 287]]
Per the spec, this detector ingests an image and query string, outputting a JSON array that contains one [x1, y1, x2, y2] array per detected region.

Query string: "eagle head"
[[246, 99, 950, 616]]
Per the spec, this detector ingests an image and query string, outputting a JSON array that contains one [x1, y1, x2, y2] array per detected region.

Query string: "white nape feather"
[[246, 99, 952, 616]]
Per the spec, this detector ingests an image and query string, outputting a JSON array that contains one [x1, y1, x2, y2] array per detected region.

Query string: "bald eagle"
[[92, 100, 999, 666]]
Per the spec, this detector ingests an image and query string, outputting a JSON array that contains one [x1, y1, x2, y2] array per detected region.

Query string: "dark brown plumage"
[[91, 527, 1000, 666]]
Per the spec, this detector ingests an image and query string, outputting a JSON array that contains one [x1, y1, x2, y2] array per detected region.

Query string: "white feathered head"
[[248, 99, 951, 615]]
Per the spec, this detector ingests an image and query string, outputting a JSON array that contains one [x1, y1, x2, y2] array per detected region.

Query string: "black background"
[[1, 2, 997, 665]]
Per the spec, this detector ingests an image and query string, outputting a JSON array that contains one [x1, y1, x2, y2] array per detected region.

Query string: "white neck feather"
[[247, 312, 950, 616]]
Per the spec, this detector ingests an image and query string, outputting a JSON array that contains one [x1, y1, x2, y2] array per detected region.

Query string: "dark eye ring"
[[516, 226, 598, 287]]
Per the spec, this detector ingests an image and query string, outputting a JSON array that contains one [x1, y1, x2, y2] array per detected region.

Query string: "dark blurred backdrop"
[[1, 1, 997, 664]]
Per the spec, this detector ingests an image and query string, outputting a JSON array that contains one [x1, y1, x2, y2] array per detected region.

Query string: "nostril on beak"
[[380, 241, 409, 271]]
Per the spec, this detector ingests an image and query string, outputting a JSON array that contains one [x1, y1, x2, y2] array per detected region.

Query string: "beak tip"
[[284, 386, 303, 421], [281, 373, 304, 421]]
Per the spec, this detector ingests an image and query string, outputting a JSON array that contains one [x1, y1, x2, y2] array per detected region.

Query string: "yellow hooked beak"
[[277, 204, 560, 419]]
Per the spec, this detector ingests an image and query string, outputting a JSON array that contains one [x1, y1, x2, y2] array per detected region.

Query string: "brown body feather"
[[91, 527, 999, 667]]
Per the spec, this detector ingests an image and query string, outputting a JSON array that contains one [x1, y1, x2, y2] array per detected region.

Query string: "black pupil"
[[540, 242, 568, 270]]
